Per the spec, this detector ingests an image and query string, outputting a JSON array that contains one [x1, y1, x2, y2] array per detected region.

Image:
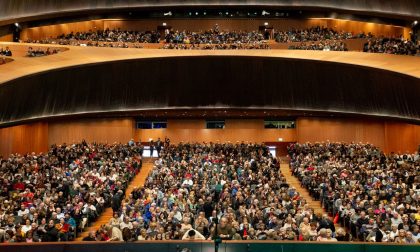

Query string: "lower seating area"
[[288, 142, 420, 243], [1, 141, 419, 244], [0, 141, 143, 242]]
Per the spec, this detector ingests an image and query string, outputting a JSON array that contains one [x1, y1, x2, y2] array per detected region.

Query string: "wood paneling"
[[20, 20, 105, 41], [297, 117, 386, 149], [0, 118, 418, 158], [0, 122, 48, 157], [325, 19, 409, 38], [384, 122, 420, 153], [296, 117, 420, 153], [0, 34, 13, 42], [20, 18, 408, 41], [48, 118, 134, 146], [136, 119, 296, 144]]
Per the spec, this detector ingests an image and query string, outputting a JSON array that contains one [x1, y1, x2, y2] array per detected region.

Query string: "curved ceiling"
[[0, 55, 419, 127], [0, 0, 419, 25]]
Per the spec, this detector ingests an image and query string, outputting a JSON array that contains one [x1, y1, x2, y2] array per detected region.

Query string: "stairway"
[[75, 158, 156, 241], [280, 162, 325, 215]]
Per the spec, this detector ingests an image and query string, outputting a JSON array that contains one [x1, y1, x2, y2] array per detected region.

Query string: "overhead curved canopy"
[[0, 54, 419, 127], [0, 0, 419, 25]]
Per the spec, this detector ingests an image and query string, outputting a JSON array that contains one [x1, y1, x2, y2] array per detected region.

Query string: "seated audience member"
[[182, 229, 205, 240], [82, 231, 97, 241], [106, 224, 123, 242]]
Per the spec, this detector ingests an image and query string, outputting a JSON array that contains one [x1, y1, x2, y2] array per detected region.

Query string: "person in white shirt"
[[17, 204, 29, 216], [21, 219, 32, 234], [181, 229, 205, 240], [411, 225, 420, 241], [120, 217, 133, 230], [56, 208, 65, 220]]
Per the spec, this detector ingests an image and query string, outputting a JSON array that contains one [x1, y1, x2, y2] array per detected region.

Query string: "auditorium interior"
[[0, 1, 419, 252]]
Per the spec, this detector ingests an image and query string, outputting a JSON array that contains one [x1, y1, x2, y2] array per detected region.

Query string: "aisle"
[[280, 162, 324, 214], [75, 158, 155, 240]]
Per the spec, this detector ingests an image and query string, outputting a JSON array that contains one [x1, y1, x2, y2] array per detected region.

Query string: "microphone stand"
[[213, 216, 221, 252]]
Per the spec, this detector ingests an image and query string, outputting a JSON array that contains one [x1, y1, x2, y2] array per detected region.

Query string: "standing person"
[[164, 137, 170, 148], [156, 138, 162, 157], [150, 140, 154, 157], [111, 190, 123, 213]]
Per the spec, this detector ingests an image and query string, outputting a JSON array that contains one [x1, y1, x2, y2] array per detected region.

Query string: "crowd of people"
[[26, 47, 60, 57], [288, 41, 348, 51], [0, 47, 12, 57], [363, 37, 420, 56], [161, 42, 270, 50], [87, 142, 349, 242], [93, 142, 305, 242], [24, 27, 269, 50], [0, 140, 144, 243], [274, 26, 370, 43], [58, 29, 161, 44], [163, 27, 266, 45], [288, 142, 420, 243], [1, 140, 419, 244]]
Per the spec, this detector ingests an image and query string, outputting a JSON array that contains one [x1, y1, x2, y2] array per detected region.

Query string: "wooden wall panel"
[[136, 119, 296, 144], [326, 19, 409, 38], [20, 20, 105, 41], [0, 127, 13, 158], [384, 122, 420, 153], [0, 34, 13, 42], [1, 118, 418, 158], [296, 117, 386, 149], [104, 19, 406, 38], [48, 118, 134, 146], [103, 19, 328, 32], [296, 117, 420, 153], [20, 18, 407, 41], [0, 122, 48, 157]]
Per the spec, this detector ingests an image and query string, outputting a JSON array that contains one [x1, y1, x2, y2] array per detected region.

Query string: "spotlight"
[[163, 11, 172, 16], [226, 12, 229, 15], [414, 20, 418, 26], [162, 23, 167, 26], [203, 11, 207, 15], [14, 23, 19, 27], [264, 22, 269, 26], [262, 10, 270, 16], [195, 12, 199, 15]]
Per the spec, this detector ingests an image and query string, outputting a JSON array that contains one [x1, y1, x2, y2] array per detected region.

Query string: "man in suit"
[[156, 138, 162, 157], [149, 140, 154, 157]]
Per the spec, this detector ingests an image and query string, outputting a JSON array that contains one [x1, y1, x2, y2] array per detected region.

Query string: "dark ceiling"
[[0, 0, 419, 26]]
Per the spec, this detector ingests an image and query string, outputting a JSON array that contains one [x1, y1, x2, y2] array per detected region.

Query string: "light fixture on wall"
[[264, 22, 269, 26], [278, 138, 283, 142], [162, 23, 167, 26]]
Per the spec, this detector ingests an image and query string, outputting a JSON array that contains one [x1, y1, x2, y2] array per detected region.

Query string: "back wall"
[[0, 117, 418, 157]]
